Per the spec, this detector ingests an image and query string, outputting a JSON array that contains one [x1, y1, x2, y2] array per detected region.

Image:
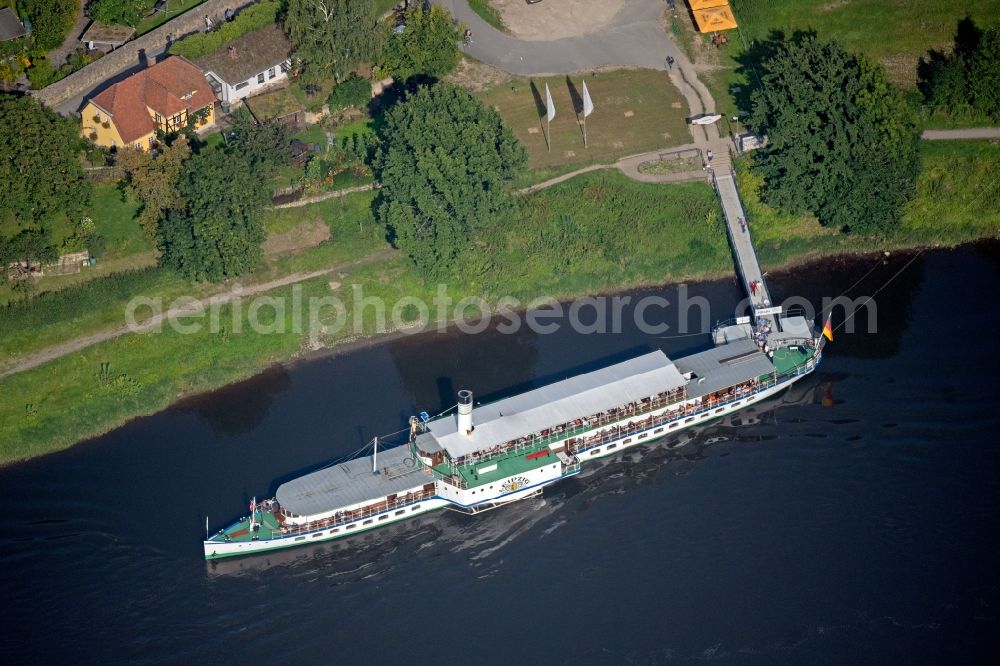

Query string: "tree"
[[328, 74, 371, 111], [2, 228, 57, 267], [116, 135, 191, 237], [0, 94, 90, 225], [0, 227, 57, 293], [967, 26, 1000, 121], [20, 0, 78, 51], [226, 108, 290, 170], [919, 18, 1000, 121], [88, 0, 155, 28], [380, 6, 461, 80], [156, 149, 267, 281], [748, 34, 920, 234], [283, 0, 383, 83], [373, 83, 527, 277]]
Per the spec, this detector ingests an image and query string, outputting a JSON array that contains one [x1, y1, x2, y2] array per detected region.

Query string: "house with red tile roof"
[[81, 56, 217, 151]]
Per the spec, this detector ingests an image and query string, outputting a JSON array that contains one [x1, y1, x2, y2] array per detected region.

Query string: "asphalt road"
[[434, 0, 682, 76]]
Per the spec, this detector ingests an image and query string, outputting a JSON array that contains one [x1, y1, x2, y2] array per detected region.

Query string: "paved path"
[[518, 143, 708, 194], [0, 248, 396, 379], [272, 183, 377, 209], [46, 4, 90, 69], [518, 144, 710, 194], [715, 171, 772, 317], [921, 128, 1000, 140], [436, 0, 682, 76]]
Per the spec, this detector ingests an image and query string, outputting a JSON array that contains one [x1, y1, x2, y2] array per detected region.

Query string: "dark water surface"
[[3, 244, 1000, 664]]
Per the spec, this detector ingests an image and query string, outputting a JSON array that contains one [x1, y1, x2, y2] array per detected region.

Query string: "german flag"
[[822, 315, 834, 342]]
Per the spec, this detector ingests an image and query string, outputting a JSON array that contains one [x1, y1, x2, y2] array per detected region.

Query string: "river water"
[[2, 243, 999, 663]]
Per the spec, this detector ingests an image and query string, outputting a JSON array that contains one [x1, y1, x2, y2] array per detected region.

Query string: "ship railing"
[[448, 389, 687, 471], [277, 489, 436, 538], [439, 353, 821, 483], [569, 352, 820, 457]]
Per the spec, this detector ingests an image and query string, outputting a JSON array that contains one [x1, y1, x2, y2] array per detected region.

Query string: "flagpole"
[[583, 114, 587, 149], [544, 83, 555, 154]]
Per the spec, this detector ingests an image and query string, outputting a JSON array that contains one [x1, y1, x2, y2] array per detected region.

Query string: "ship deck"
[[771, 346, 815, 374], [275, 443, 429, 518], [211, 510, 282, 544], [675, 339, 776, 399], [435, 440, 558, 488]]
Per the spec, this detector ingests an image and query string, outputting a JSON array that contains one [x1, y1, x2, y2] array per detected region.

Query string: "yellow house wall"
[[82, 100, 215, 151], [144, 103, 215, 135], [81, 101, 126, 149]]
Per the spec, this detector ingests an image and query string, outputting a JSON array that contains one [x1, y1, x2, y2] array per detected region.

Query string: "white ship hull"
[[204, 497, 452, 560], [205, 362, 815, 561]]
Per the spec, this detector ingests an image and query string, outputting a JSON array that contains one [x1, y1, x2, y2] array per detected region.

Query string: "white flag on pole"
[[582, 80, 594, 118], [545, 83, 556, 122]]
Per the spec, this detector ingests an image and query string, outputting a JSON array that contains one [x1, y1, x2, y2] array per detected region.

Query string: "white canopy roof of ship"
[[422, 350, 687, 459]]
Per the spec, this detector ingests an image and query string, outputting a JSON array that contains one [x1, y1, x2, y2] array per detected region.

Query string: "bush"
[[26, 59, 54, 88], [340, 131, 375, 163], [26, 50, 103, 90], [328, 75, 371, 111], [169, 1, 281, 59], [379, 5, 460, 80], [88, 0, 156, 28], [20, 0, 77, 51]]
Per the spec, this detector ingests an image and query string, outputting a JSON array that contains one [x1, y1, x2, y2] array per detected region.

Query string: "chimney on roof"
[[228, 45, 237, 59], [457, 390, 473, 437]]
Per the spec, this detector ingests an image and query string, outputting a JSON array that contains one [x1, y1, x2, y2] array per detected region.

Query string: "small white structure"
[[197, 24, 291, 107], [738, 133, 766, 153]]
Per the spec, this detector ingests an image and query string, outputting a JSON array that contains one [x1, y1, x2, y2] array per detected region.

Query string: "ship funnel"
[[457, 390, 473, 437]]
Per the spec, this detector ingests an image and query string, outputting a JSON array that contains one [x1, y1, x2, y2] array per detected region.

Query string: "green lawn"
[[674, 0, 1000, 125], [86, 183, 152, 260], [477, 69, 693, 176], [291, 124, 328, 146], [0, 183, 154, 305], [735, 139, 1000, 270], [375, 0, 400, 16], [468, 0, 507, 33], [476, 171, 730, 300], [730, 0, 998, 78]]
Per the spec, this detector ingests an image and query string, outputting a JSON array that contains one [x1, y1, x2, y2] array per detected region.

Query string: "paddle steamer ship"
[[204, 314, 823, 560]]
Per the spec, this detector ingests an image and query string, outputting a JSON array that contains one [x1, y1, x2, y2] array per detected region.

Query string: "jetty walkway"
[[713, 169, 775, 320]]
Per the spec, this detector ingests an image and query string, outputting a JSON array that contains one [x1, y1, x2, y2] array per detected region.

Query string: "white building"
[[197, 23, 291, 108]]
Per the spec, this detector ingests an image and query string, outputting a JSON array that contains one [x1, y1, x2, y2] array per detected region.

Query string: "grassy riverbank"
[[741, 140, 1000, 270], [2, 140, 1000, 465], [673, 0, 999, 127]]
